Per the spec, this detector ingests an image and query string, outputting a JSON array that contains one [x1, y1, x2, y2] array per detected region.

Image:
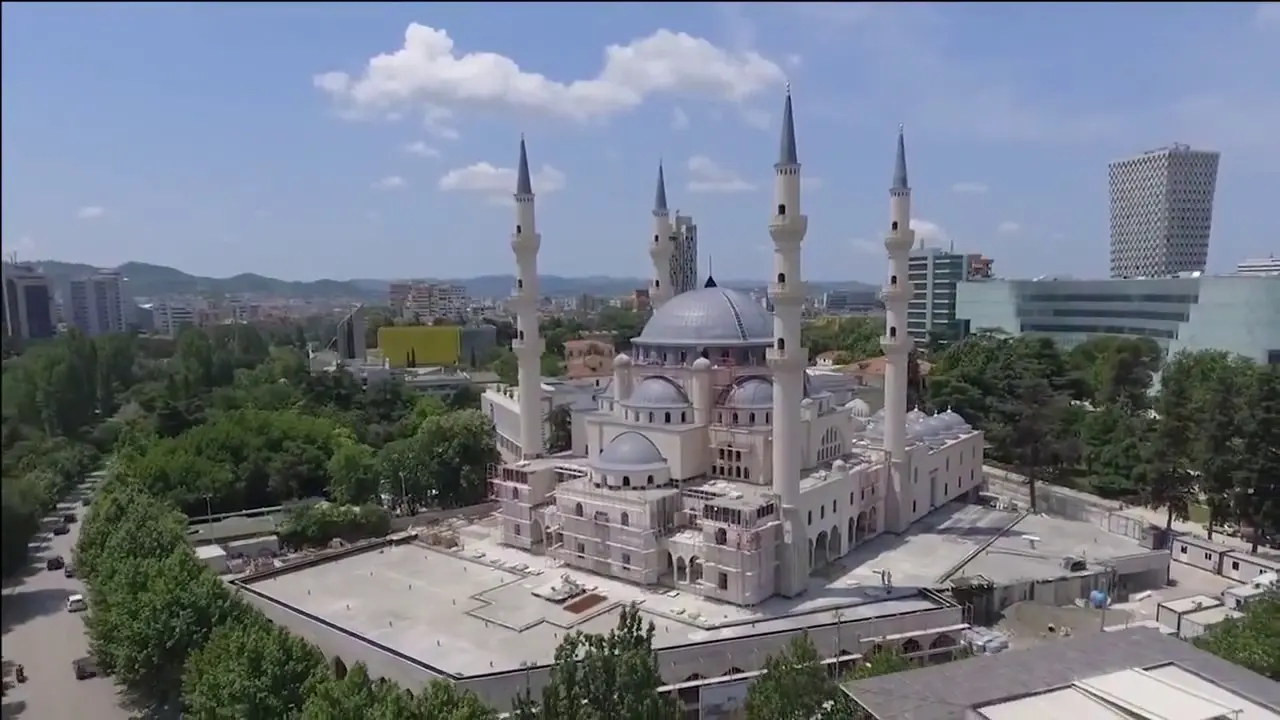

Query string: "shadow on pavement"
[[0, 699, 26, 718], [0, 588, 74, 636]]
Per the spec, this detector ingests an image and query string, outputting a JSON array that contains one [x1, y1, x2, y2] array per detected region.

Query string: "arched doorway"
[[531, 519, 544, 550], [854, 512, 868, 544], [676, 556, 688, 582], [868, 506, 879, 534], [929, 634, 957, 664], [902, 638, 922, 658], [813, 530, 830, 568], [829, 524, 843, 559]]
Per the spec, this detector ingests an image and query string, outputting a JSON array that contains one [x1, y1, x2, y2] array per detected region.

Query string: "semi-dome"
[[635, 287, 773, 346], [724, 377, 773, 407], [626, 377, 691, 407], [597, 432, 665, 467], [906, 408, 929, 425], [847, 398, 872, 418], [937, 409, 971, 431], [870, 408, 886, 424]]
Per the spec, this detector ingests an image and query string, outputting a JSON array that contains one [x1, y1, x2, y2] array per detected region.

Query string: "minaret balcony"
[[766, 346, 807, 370], [768, 282, 806, 303], [510, 234, 542, 255], [883, 232, 913, 254], [769, 215, 808, 242], [881, 284, 909, 303], [511, 337, 545, 354], [880, 335, 912, 356]]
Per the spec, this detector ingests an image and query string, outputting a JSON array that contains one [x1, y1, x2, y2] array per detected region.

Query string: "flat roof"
[[1160, 594, 1222, 614], [243, 519, 950, 679], [1182, 606, 1243, 626], [843, 628, 1280, 720], [187, 514, 281, 543]]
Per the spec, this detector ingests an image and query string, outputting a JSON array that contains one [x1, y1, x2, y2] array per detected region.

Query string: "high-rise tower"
[[1108, 144, 1219, 278], [766, 86, 811, 598], [649, 163, 675, 309], [881, 127, 914, 533], [511, 137, 545, 459]]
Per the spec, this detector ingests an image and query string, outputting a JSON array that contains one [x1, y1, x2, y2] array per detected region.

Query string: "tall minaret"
[[881, 126, 915, 532], [766, 85, 811, 598], [511, 136, 545, 459], [648, 162, 675, 309]]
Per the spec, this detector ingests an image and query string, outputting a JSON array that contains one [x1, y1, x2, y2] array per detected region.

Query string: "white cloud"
[[423, 106, 460, 140], [671, 107, 690, 130], [950, 182, 988, 195], [374, 175, 407, 190], [77, 205, 105, 219], [997, 221, 1022, 235], [851, 238, 880, 256], [404, 141, 439, 158], [438, 162, 566, 201], [686, 155, 755, 193], [911, 218, 948, 247], [315, 25, 785, 123]]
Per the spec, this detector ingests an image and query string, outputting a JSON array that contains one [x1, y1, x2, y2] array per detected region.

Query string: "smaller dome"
[[598, 432, 665, 467], [627, 377, 691, 407], [919, 416, 948, 440], [863, 423, 885, 441], [725, 377, 773, 407], [906, 408, 929, 425], [614, 353, 633, 367], [832, 459, 848, 471], [692, 357, 713, 370], [870, 408, 886, 424], [938, 409, 970, 431], [847, 398, 872, 418]]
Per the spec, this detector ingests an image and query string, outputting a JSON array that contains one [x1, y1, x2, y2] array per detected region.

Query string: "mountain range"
[[27, 261, 876, 303]]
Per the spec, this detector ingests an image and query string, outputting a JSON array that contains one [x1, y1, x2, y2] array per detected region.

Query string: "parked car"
[[46, 555, 65, 571], [62, 512, 77, 524], [64, 565, 76, 578], [52, 523, 70, 536], [66, 594, 87, 613], [73, 657, 98, 681]]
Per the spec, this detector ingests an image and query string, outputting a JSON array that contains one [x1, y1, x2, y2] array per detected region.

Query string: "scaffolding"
[[549, 477, 667, 578]]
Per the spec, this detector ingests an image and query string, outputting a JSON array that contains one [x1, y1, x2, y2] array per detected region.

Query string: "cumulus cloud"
[[686, 155, 755, 193], [438, 162, 567, 203], [315, 25, 785, 123], [404, 141, 439, 158], [950, 182, 988, 195], [997, 221, 1022, 235], [671, 107, 690, 130], [77, 205, 105, 219], [851, 218, 946, 255], [373, 175, 406, 190]]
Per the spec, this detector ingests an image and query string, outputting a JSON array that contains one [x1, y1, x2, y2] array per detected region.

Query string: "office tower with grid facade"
[[1108, 144, 1219, 278], [668, 214, 699, 296]]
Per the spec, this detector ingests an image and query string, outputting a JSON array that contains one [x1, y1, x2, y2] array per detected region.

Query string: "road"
[[2, 484, 134, 720]]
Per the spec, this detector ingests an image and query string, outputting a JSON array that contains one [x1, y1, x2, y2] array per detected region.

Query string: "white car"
[[66, 594, 87, 613]]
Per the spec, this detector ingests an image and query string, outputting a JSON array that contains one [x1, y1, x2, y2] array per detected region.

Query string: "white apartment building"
[[668, 214, 699, 297], [1109, 144, 1220, 279], [67, 270, 129, 337], [402, 283, 469, 321], [1236, 256, 1280, 277], [152, 302, 197, 338]]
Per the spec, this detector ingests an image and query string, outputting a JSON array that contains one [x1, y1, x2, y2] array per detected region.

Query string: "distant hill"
[[28, 261, 876, 302]]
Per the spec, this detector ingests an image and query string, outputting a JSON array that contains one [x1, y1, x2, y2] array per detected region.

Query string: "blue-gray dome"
[[724, 377, 773, 407], [597, 432, 665, 468], [627, 377, 691, 407], [635, 287, 773, 346]]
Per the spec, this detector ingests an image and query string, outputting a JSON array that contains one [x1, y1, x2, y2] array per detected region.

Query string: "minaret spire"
[[510, 135, 544, 459], [767, 84, 810, 598], [648, 160, 675, 308], [881, 124, 916, 533]]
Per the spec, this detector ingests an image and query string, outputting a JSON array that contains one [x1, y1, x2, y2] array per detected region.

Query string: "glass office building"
[[955, 275, 1280, 364]]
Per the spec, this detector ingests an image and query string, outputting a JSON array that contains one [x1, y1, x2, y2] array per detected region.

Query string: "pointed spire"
[[654, 161, 669, 212], [892, 124, 909, 190], [777, 83, 799, 166], [516, 134, 533, 196], [704, 255, 717, 288]]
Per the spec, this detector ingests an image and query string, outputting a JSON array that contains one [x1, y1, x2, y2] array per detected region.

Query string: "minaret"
[[881, 126, 915, 532], [766, 85, 811, 598], [648, 162, 675, 309], [511, 136, 545, 459]]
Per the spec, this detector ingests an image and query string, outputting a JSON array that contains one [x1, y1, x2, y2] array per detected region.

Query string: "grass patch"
[[1188, 503, 1210, 524]]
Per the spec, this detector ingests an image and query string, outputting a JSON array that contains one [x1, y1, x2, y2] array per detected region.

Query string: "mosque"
[[489, 90, 986, 607]]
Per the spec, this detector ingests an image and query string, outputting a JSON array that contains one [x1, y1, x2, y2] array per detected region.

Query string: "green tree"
[[513, 604, 678, 720], [375, 435, 435, 512], [1138, 356, 1200, 531], [327, 442, 380, 505], [1234, 365, 1280, 550], [1194, 592, 1279, 679], [546, 404, 573, 454], [417, 409, 499, 508], [745, 633, 858, 720], [182, 620, 326, 719]]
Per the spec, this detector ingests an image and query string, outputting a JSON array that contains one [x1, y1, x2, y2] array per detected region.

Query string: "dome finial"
[[704, 255, 717, 288]]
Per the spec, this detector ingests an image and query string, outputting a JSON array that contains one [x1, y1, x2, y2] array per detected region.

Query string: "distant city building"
[[388, 281, 413, 314], [152, 302, 197, 338], [1236, 256, 1280, 277], [2, 263, 56, 340], [335, 306, 366, 361], [955, 275, 1280, 364], [1109, 144, 1220, 278], [668, 213, 699, 296], [401, 282, 468, 321], [906, 248, 991, 343], [67, 269, 129, 337], [563, 337, 614, 380], [821, 289, 880, 315]]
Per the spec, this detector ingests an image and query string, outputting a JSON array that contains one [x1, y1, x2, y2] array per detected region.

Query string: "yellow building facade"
[[377, 326, 462, 368]]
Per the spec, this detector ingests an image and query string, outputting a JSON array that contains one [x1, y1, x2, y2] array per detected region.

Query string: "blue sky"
[[2, 2, 1277, 283]]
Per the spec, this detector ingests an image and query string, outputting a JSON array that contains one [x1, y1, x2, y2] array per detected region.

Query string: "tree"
[[546, 404, 573, 454], [1138, 356, 1200, 531], [1234, 366, 1280, 551], [745, 633, 858, 720], [514, 604, 678, 720], [1196, 363, 1247, 539], [375, 435, 435, 512], [182, 620, 327, 719], [416, 410, 500, 508], [327, 442, 380, 505], [1195, 592, 1279, 679]]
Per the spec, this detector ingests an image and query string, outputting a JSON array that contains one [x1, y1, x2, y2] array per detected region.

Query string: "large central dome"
[[635, 287, 774, 346]]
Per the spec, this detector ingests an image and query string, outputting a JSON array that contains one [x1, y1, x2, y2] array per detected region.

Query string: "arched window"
[[647, 474, 655, 485], [574, 503, 584, 517], [622, 476, 631, 486], [777, 272, 786, 283], [891, 221, 898, 231], [648, 412, 655, 423], [516, 224, 523, 234], [732, 412, 740, 425], [654, 279, 661, 288], [621, 512, 630, 526], [749, 412, 756, 424], [777, 338, 786, 351], [518, 330, 525, 340], [890, 275, 897, 287], [517, 279, 524, 289], [653, 234, 659, 243], [766, 412, 771, 423], [715, 528, 728, 545], [681, 411, 687, 423], [743, 468, 750, 480], [777, 203, 786, 216], [889, 327, 897, 339], [664, 411, 671, 424]]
